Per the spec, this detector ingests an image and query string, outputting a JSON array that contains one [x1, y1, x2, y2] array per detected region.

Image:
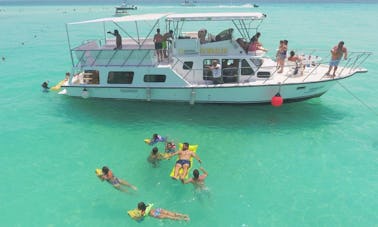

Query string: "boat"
[[61, 12, 371, 104], [181, 0, 196, 7], [114, 1, 137, 16]]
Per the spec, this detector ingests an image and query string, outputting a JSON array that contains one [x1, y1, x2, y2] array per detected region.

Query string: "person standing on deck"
[[325, 41, 348, 77], [162, 30, 174, 58], [153, 28, 164, 62], [107, 29, 122, 50]]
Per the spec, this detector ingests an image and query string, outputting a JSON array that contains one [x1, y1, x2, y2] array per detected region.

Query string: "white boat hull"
[[63, 80, 334, 104]]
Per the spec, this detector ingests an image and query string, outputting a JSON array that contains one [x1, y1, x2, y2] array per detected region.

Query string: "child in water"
[[148, 133, 167, 145], [165, 141, 176, 153], [147, 147, 166, 167]]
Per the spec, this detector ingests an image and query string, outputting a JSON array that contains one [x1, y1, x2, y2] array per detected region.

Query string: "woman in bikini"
[[136, 202, 189, 221], [99, 166, 137, 192]]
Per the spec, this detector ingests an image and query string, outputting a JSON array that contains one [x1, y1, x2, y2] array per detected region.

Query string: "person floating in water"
[[97, 166, 137, 193], [131, 202, 190, 221], [181, 167, 208, 190], [41, 81, 49, 92], [147, 147, 167, 167], [147, 133, 167, 145], [165, 141, 176, 153], [169, 142, 201, 180]]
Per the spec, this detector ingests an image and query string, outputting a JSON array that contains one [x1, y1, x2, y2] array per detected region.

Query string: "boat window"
[[144, 75, 166, 82], [215, 28, 233, 42], [83, 70, 100, 84], [183, 61, 193, 70], [203, 59, 219, 80], [241, 59, 255, 75], [257, 71, 271, 78], [107, 71, 134, 84], [222, 59, 239, 83]]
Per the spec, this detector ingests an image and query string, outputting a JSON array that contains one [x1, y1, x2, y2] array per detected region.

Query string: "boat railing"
[[171, 50, 371, 86], [268, 50, 372, 83], [72, 41, 158, 68]]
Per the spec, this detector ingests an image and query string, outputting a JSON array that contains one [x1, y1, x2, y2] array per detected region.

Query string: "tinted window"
[[84, 70, 100, 84], [183, 61, 193, 70], [108, 71, 134, 84], [241, 59, 254, 75], [144, 75, 166, 82]]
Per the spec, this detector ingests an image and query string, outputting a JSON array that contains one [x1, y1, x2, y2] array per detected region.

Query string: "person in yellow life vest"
[[129, 202, 189, 221]]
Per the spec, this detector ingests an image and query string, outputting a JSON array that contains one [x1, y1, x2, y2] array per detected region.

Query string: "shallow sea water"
[[0, 2, 377, 226]]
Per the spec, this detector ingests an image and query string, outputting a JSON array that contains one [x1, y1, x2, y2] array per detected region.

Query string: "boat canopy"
[[165, 12, 266, 22], [68, 13, 170, 25]]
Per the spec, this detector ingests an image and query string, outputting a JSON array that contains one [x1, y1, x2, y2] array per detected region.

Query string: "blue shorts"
[[176, 159, 190, 167], [155, 42, 162, 50], [329, 59, 340, 66]]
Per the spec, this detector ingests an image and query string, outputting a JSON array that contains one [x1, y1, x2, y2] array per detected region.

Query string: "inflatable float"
[[95, 168, 103, 176], [169, 144, 198, 180], [50, 79, 67, 91], [128, 203, 153, 221]]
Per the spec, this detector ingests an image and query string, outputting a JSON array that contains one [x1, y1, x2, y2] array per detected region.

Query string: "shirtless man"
[[153, 28, 163, 62], [325, 41, 347, 77], [107, 29, 122, 50], [182, 167, 208, 190], [169, 142, 201, 180]]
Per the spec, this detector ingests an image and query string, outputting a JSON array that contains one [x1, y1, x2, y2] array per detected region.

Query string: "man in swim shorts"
[[325, 41, 347, 77], [98, 166, 137, 192], [153, 29, 163, 62], [169, 142, 202, 180]]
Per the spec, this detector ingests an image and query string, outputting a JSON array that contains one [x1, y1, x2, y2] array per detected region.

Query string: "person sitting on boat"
[[208, 60, 223, 84], [288, 50, 304, 75], [107, 29, 122, 50], [162, 30, 174, 58], [153, 29, 163, 62], [98, 166, 137, 192], [198, 29, 207, 44], [248, 32, 267, 56]]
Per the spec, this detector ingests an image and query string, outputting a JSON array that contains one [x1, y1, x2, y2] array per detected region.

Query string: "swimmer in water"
[[98, 166, 137, 192], [133, 202, 189, 221], [41, 81, 49, 92], [181, 167, 208, 190]]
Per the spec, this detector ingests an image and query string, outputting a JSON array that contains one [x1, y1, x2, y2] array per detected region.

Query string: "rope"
[[336, 80, 377, 116]]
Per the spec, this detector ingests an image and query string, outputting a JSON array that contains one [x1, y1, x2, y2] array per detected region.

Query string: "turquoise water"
[[1, 2, 378, 226]]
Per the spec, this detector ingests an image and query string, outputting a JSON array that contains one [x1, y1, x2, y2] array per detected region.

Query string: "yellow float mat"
[[128, 203, 153, 221], [169, 144, 198, 180], [95, 168, 103, 176], [144, 139, 151, 144], [128, 208, 143, 220], [50, 79, 66, 91]]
